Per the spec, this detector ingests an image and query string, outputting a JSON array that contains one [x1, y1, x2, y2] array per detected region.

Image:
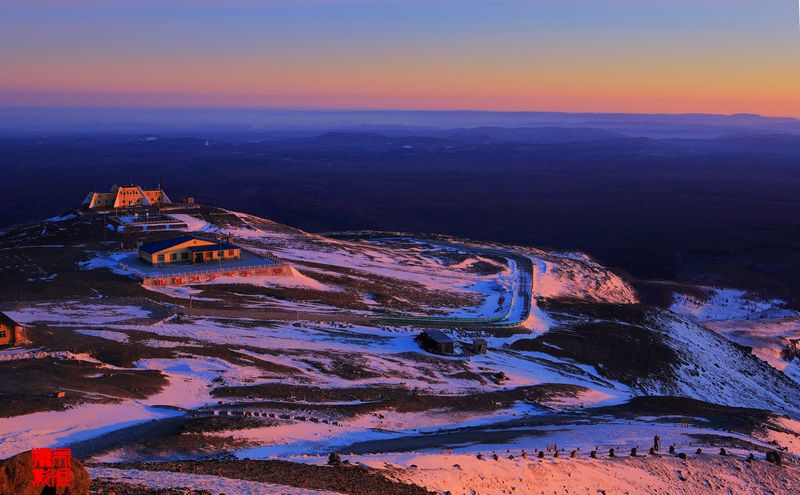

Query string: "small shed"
[[472, 338, 488, 354], [417, 330, 455, 355], [0, 312, 27, 347]]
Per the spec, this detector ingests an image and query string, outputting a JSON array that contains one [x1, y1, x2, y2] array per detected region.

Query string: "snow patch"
[[44, 213, 77, 223], [670, 287, 786, 322]]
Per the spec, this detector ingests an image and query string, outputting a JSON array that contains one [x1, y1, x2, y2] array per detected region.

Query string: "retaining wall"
[[142, 264, 294, 286]]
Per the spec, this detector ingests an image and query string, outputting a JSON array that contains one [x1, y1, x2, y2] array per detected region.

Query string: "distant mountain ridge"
[[4, 107, 800, 139], [446, 126, 627, 144]]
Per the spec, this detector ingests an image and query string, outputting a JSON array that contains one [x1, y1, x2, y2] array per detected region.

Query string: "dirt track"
[[184, 307, 374, 324]]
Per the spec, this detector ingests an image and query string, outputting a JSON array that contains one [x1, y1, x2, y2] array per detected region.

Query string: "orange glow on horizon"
[[5, 89, 798, 119], [3, 1, 800, 117]]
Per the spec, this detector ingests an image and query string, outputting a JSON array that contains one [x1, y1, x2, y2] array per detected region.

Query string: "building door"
[[194, 253, 204, 263]]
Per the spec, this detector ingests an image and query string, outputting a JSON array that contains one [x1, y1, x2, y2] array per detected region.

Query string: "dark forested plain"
[[2, 129, 799, 306]]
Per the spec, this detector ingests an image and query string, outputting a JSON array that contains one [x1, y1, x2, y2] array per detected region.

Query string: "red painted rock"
[[0, 450, 90, 495]]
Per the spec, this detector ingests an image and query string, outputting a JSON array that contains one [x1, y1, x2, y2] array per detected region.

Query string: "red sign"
[[31, 448, 72, 488]]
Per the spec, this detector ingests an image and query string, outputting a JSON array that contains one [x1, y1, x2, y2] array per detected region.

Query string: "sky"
[[1, 0, 800, 116]]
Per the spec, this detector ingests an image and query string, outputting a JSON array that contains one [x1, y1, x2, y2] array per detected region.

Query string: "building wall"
[[0, 322, 16, 346], [113, 187, 147, 208], [143, 190, 165, 204], [139, 238, 241, 265], [88, 192, 116, 208], [87, 187, 169, 209], [155, 247, 193, 264], [191, 249, 241, 264]]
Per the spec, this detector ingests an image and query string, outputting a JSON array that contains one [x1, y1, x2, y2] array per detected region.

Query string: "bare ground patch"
[[93, 459, 435, 495], [0, 358, 166, 417], [211, 383, 587, 415]]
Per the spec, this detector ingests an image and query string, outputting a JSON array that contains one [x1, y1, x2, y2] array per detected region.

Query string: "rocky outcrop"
[[782, 339, 800, 362]]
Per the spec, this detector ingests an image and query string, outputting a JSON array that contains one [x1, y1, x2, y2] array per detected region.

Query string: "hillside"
[[1, 205, 799, 494]]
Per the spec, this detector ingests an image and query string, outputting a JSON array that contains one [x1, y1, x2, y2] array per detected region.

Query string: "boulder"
[[0, 450, 90, 495], [766, 450, 783, 466], [781, 339, 800, 361]]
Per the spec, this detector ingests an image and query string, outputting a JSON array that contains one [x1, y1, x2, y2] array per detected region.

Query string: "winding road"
[[183, 235, 535, 329]]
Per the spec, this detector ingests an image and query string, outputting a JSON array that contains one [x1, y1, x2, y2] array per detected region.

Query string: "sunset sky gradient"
[[2, 0, 799, 115]]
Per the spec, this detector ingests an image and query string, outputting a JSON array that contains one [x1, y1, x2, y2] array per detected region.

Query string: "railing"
[[137, 262, 290, 281], [258, 252, 285, 264], [114, 217, 183, 225]]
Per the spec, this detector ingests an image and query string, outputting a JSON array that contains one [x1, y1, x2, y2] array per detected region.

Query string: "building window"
[[0, 330, 7, 339], [157, 254, 165, 262], [228, 250, 235, 257], [181, 252, 188, 260], [170, 253, 177, 261]]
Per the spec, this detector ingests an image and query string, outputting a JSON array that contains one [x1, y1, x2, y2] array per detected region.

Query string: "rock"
[[0, 450, 90, 495], [766, 450, 783, 466], [781, 339, 800, 361]]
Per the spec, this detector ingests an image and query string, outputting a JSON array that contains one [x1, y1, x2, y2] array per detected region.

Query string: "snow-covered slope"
[[650, 311, 800, 417], [669, 286, 789, 322], [3, 206, 800, 494], [529, 251, 638, 304]]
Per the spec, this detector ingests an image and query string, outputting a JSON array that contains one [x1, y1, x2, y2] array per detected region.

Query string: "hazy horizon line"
[[1, 105, 797, 120]]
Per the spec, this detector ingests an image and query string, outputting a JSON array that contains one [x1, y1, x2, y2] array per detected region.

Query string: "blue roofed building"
[[138, 235, 242, 265]]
